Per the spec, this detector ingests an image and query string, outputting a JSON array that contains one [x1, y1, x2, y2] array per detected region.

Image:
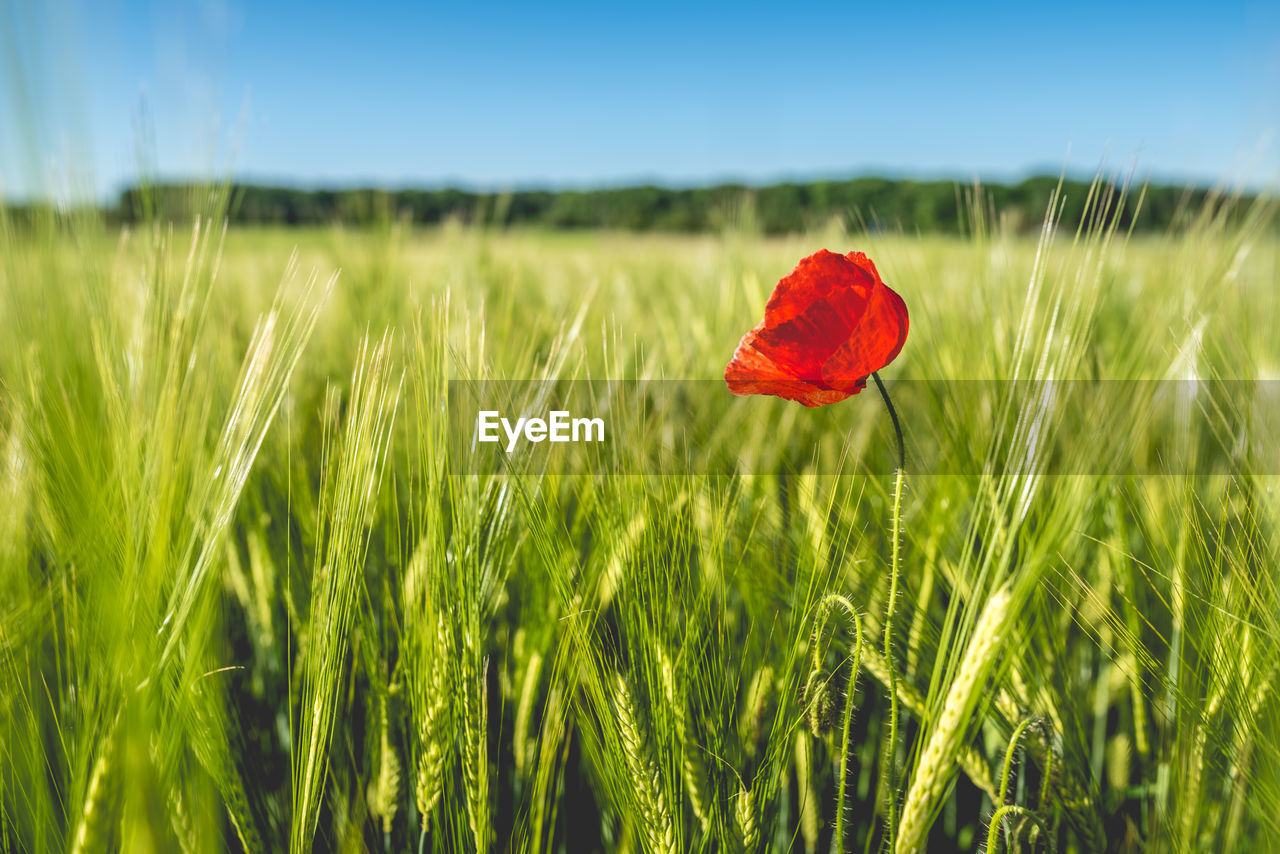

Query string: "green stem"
[[871, 372, 904, 472], [997, 718, 1037, 806], [834, 605, 864, 854], [871, 371, 906, 849], [983, 805, 1054, 854], [882, 466, 905, 847], [997, 717, 1054, 810]]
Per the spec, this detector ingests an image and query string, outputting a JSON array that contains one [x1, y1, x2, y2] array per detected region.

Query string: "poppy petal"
[[724, 249, 908, 407], [821, 281, 909, 391], [762, 249, 877, 328], [725, 324, 856, 406]]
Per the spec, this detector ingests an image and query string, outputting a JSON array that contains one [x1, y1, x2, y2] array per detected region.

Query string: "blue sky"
[[3, 0, 1279, 200]]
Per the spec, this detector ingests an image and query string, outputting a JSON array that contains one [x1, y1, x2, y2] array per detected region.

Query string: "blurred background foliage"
[[4, 174, 1271, 236]]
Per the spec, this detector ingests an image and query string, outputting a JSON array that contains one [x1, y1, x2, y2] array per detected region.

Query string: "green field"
[[2, 186, 1278, 852]]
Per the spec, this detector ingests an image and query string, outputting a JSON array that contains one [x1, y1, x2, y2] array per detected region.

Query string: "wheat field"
[[1, 184, 1278, 852]]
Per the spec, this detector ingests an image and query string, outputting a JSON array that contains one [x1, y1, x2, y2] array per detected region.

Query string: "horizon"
[[7, 165, 1257, 208], [109, 160, 1258, 195], [3, 0, 1279, 201]]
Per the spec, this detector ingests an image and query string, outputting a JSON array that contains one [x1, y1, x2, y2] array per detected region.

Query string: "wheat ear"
[[654, 640, 711, 832], [70, 713, 121, 854], [513, 649, 543, 777], [733, 785, 759, 853], [461, 650, 490, 852], [794, 735, 819, 854], [862, 643, 999, 800], [614, 674, 677, 854], [896, 586, 1013, 853], [366, 693, 401, 837], [413, 617, 451, 829]]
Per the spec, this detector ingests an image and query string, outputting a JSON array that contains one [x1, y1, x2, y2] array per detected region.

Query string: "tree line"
[[6, 175, 1267, 235]]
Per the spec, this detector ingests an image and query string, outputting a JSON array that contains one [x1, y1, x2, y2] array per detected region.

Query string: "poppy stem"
[[870, 371, 904, 471], [871, 370, 905, 846]]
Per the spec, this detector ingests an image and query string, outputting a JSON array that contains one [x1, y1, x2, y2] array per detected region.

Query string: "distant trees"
[[15, 176, 1267, 235]]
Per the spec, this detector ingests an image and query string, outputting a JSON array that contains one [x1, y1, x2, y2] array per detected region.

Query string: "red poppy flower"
[[724, 249, 909, 407]]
